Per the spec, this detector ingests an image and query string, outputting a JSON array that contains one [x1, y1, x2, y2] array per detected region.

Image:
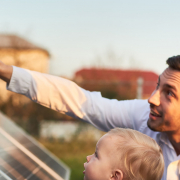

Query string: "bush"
[[38, 136, 97, 180]]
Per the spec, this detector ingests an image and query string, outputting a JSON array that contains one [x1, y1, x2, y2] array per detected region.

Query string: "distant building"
[[0, 34, 50, 104], [74, 68, 159, 99]]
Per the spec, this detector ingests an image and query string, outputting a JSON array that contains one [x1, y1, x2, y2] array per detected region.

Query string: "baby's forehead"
[[106, 133, 125, 141], [100, 134, 125, 159], [99, 134, 125, 148]]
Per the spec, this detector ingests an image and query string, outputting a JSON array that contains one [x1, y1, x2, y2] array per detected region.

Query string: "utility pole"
[[137, 77, 143, 99]]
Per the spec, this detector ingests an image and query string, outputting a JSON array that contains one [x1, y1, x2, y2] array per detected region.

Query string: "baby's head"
[[83, 128, 164, 180]]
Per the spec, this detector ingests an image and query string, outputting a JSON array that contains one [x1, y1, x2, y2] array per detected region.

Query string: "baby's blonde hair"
[[108, 128, 164, 180]]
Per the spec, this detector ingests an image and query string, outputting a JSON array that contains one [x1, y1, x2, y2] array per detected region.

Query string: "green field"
[[38, 137, 97, 180]]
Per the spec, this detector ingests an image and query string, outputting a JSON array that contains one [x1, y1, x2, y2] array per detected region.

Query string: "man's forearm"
[[0, 61, 13, 84]]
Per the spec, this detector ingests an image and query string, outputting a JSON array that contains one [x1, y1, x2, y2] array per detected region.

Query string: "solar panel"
[[0, 112, 70, 180]]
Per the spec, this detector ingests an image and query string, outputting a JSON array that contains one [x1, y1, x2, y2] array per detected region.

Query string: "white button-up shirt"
[[7, 66, 180, 180]]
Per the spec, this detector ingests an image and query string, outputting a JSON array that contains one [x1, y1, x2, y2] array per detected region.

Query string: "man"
[[1, 56, 180, 180]]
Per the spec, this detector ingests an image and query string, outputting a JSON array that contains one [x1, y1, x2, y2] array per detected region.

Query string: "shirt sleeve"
[[7, 66, 150, 132]]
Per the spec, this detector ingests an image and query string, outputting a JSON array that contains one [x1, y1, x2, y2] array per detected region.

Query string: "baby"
[[83, 128, 164, 180]]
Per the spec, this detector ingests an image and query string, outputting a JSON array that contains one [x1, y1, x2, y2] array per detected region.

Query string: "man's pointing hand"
[[0, 61, 13, 84]]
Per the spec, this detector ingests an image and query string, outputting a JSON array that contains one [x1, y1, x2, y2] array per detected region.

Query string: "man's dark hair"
[[166, 55, 180, 71]]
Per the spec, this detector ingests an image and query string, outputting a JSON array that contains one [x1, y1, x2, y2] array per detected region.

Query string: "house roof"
[[75, 68, 158, 82], [0, 34, 49, 56], [75, 68, 159, 97]]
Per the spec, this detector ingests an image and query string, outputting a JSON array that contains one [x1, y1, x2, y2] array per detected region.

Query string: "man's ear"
[[110, 169, 123, 180]]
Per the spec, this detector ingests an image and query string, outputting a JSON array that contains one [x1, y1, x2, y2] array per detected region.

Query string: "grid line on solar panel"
[[0, 136, 32, 179], [0, 148, 51, 180], [0, 112, 70, 180], [0, 169, 12, 180], [0, 127, 63, 180], [0, 157, 25, 180], [0, 133, 56, 180], [25, 167, 54, 180], [0, 166, 15, 180], [25, 167, 40, 180]]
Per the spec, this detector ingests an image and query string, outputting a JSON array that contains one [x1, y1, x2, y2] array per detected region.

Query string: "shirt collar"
[[159, 132, 175, 150], [159, 133, 180, 160]]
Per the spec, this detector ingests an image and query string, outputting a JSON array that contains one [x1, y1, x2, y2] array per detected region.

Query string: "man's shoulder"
[[126, 99, 150, 128], [129, 99, 149, 109], [113, 99, 150, 120], [120, 99, 150, 115]]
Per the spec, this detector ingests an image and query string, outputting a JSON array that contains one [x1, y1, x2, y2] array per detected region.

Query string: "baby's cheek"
[[85, 162, 99, 180]]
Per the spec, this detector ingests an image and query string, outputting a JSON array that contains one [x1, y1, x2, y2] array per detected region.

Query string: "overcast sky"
[[0, 0, 180, 77]]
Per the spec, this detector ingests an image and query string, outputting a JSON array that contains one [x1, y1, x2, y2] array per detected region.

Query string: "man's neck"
[[167, 132, 180, 156]]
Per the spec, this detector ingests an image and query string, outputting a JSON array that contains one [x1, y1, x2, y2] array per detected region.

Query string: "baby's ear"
[[110, 169, 123, 180]]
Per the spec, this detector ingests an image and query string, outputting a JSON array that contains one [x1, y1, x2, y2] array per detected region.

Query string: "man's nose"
[[148, 89, 160, 106]]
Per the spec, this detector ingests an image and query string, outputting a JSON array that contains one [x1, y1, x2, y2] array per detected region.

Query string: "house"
[[0, 34, 50, 104], [74, 68, 159, 99]]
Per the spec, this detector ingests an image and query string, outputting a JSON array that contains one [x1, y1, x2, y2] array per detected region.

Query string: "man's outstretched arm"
[[0, 61, 13, 84], [0, 61, 149, 132]]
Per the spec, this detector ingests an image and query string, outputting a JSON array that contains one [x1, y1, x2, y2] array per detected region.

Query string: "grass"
[[38, 137, 97, 180]]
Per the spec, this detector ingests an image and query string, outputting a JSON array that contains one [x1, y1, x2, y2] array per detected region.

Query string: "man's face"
[[83, 134, 118, 180], [148, 67, 180, 133]]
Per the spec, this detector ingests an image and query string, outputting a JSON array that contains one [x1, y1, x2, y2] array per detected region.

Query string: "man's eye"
[[168, 91, 174, 97]]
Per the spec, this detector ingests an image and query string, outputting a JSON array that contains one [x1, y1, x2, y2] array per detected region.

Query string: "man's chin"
[[147, 118, 161, 132]]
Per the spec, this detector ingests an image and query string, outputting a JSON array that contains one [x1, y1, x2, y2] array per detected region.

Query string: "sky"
[[0, 0, 180, 77]]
